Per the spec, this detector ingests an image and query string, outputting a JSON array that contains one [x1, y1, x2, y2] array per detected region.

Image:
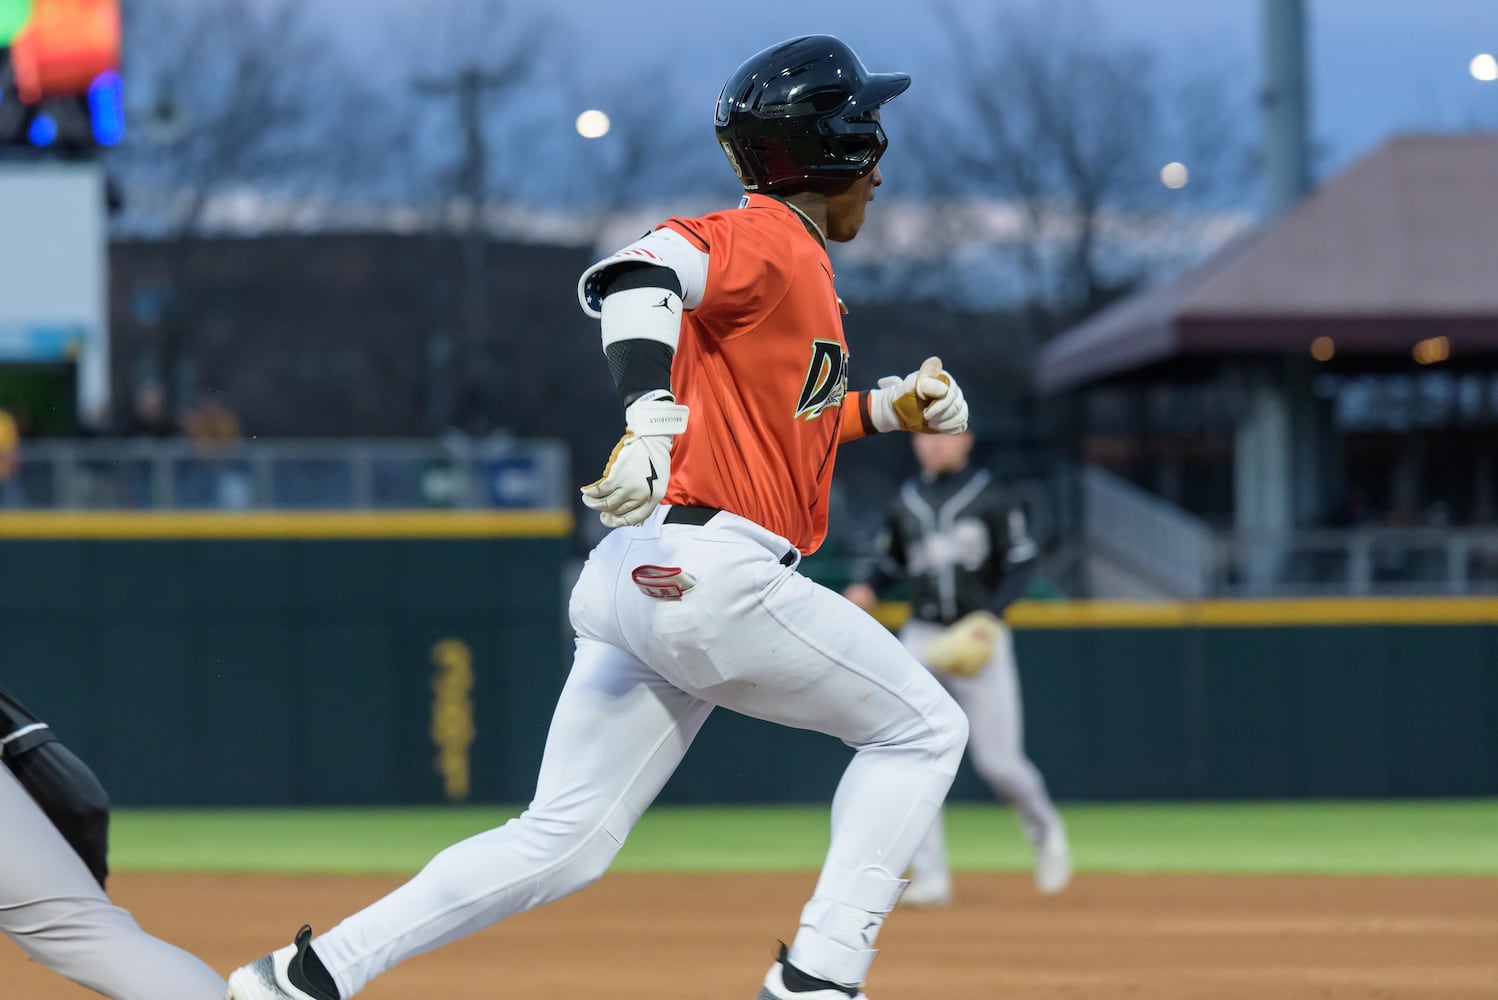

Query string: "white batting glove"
[[868, 356, 969, 434], [581, 393, 690, 528]]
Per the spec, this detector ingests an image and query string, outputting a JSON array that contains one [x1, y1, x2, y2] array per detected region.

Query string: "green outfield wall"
[[0, 512, 572, 807], [1000, 599, 1498, 801], [3, 515, 1495, 805], [669, 597, 1498, 805]]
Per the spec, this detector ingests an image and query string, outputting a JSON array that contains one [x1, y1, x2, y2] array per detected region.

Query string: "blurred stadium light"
[[23, 107, 52, 145], [0, 0, 121, 152], [575, 109, 610, 139], [84, 67, 120, 144]]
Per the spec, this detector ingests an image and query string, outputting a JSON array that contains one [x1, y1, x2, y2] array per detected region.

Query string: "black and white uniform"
[[863, 465, 1061, 881], [1, 719, 225, 998]]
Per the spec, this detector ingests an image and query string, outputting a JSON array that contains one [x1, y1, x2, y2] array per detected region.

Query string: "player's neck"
[[921, 463, 969, 482], [778, 194, 829, 248]]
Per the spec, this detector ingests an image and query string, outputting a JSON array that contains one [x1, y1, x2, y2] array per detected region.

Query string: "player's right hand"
[[869, 356, 969, 434], [581, 395, 689, 528], [843, 582, 878, 613]]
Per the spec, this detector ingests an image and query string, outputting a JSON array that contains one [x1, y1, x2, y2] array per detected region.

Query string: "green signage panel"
[[0, 0, 31, 47]]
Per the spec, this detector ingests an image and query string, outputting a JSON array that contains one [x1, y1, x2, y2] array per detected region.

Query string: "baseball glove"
[[926, 610, 1002, 677]]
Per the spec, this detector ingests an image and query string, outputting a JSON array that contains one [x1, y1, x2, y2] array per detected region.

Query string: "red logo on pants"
[[631, 565, 697, 600]]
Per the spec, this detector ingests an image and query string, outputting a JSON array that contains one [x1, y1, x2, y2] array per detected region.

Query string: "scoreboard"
[[0, 0, 122, 151]]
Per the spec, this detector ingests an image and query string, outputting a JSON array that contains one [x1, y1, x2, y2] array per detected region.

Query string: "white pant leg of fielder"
[[899, 621, 957, 886], [960, 623, 1059, 844], [310, 635, 714, 997], [0, 767, 227, 1000], [902, 620, 1060, 883]]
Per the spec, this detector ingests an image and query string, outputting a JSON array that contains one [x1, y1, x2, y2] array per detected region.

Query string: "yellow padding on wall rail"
[[0, 510, 574, 539], [873, 597, 1498, 630]]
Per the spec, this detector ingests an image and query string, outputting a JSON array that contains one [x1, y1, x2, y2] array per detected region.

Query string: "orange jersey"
[[657, 194, 866, 554]]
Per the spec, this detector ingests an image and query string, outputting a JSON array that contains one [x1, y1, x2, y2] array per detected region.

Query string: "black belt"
[[663, 505, 719, 526], [663, 506, 798, 567]]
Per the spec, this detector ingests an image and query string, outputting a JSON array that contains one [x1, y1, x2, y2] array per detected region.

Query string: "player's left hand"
[[581, 396, 689, 528], [869, 356, 969, 434], [926, 610, 1002, 676]]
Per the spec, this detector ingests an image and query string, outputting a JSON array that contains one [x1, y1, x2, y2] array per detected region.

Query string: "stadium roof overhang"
[[1036, 134, 1498, 394]]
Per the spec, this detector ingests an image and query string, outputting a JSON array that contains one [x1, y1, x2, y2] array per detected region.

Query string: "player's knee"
[[926, 692, 969, 766], [33, 896, 139, 940], [16, 900, 144, 985], [514, 809, 623, 893], [560, 839, 616, 893]]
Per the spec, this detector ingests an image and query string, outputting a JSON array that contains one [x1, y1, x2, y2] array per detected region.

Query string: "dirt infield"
[[5, 872, 1496, 998]]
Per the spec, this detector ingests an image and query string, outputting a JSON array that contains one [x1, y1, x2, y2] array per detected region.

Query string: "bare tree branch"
[[904, 0, 1251, 329], [108, 0, 401, 425], [113, 0, 379, 236]]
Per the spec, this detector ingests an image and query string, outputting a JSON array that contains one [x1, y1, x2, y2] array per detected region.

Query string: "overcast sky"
[[319, 0, 1498, 192], [607, 0, 1495, 173]]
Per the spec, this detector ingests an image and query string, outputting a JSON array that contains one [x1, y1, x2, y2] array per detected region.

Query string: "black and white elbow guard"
[[599, 264, 684, 407]]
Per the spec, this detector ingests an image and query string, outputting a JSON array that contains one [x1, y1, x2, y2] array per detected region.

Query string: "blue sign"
[[0, 324, 85, 361], [486, 456, 542, 508]]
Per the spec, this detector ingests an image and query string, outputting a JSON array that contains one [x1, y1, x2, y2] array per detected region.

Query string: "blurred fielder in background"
[[228, 34, 972, 1000], [845, 431, 1071, 905], [0, 683, 226, 999]]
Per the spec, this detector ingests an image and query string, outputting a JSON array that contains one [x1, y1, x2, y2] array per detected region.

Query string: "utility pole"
[[414, 64, 523, 430], [1261, 0, 1310, 220], [1238, 0, 1316, 592]]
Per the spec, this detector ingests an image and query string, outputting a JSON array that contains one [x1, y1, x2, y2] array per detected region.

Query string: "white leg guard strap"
[[810, 865, 908, 913], [788, 931, 877, 990], [791, 867, 908, 987]]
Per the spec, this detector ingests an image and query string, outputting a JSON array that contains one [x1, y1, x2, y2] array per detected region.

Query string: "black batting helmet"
[[714, 35, 911, 194]]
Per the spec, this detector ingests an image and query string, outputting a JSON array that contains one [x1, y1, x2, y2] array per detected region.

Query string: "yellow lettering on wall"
[[430, 639, 476, 803]]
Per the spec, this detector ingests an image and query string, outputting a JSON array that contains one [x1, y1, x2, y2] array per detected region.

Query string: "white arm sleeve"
[[599, 286, 683, 352], [578, 227, 710, 318]]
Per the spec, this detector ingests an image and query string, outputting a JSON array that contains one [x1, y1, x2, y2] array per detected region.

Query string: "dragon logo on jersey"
[[794, 339, 849, 421]]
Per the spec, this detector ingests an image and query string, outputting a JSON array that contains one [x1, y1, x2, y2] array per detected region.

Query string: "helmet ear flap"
[[718, 140, 753, 189], [721, 138, 793, 192]]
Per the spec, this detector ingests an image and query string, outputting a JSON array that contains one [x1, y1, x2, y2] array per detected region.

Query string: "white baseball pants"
[[312, 507, 968, 993], [0, 766, 226, 1000], [899, 618, 1061, 884]]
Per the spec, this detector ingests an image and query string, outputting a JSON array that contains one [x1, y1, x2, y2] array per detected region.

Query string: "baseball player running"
[[845, 431, 1070, 905], [227, 36, 970, 1000], [1, 683, 226, 1000]]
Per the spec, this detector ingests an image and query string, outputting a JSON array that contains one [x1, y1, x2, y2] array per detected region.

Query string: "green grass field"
[[111, 799, 1498, 877]]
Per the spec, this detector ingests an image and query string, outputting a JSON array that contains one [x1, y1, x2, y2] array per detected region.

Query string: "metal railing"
[[1210, 528, 1498, 597], [1, 436, 570, 511], [1081, 464, 1215, 598], [8, 442, 1494, 598], [1079, 464, 1498, 598]]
